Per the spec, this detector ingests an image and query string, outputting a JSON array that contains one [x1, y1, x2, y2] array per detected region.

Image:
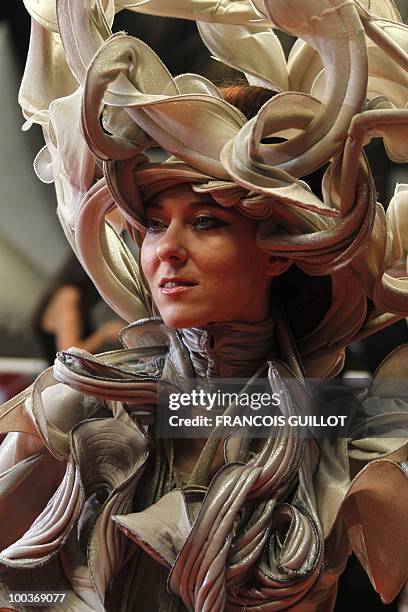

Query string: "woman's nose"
[[156, 224, 188, 264]]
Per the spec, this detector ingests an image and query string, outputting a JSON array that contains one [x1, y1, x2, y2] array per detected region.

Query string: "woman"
[[1, 0, 408, 610], [32, 253, 124, 365]]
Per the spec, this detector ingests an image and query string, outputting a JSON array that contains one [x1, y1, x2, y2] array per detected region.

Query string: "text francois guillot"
[[166, 390, 347, 428]]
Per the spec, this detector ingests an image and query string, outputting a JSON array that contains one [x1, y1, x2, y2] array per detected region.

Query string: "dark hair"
[[219, 83, 332, 337]]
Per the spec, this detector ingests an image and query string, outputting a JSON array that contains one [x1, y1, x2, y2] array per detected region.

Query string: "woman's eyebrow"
[[187, 201, 224, 210], [146, 200, 227, 210]]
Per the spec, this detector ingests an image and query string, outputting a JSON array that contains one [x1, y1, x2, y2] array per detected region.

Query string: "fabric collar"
[[180, 318, 276, 380]]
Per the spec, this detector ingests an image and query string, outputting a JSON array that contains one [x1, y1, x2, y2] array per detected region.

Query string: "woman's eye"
[[146, 218, 167, 233], [145, 215, 228, 233], [193, 215, 227, 230]]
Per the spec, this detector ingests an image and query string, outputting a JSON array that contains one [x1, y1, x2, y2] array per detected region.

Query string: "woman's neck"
[[180, 318, 276, 380]]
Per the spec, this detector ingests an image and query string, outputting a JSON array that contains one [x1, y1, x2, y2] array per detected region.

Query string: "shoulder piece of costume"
[[1, 0, 408, 610]]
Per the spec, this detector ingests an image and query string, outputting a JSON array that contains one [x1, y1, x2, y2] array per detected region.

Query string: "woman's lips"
[[160, 285, 195, 295], [159, 278, 197, 294]]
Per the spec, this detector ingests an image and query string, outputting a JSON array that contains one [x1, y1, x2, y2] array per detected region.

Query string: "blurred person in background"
[[32, 253, 124, 365]]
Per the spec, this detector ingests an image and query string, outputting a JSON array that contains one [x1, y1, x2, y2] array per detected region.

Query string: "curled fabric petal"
[[23, 0, 59, 32], [250, 0, 368, 178], [47, 89, 96, 229], [372, 183, 408, 315], [113, 489, 191, 567], [197, 22, 288, 92], [60, 549, 106, 612], [0, 452, 66, 555], [115, 0, 271, 25], [74, 178, 152, 323], [342, 461, 408, 604], [24, 0, 113, 36], [54, 346, 162, 404], [34, 144, 59, 184], [288, 2, 408, 162], [0, 461, 82, 567], [19, 18, 77, 121], [316, 459, 408, 605], [357, 0, 402, 21], [70, 411, 149, 604], [56, 0, 115, 83], [220, 93, 326, 205], [0, 367, 87, 461], [82, 34, 245, 175]]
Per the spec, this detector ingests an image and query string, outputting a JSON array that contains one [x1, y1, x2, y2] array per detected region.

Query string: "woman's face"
[[141, 184, 274, 328]]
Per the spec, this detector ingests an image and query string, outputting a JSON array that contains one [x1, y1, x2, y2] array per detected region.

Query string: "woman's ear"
[[265, 256, 292, 277]]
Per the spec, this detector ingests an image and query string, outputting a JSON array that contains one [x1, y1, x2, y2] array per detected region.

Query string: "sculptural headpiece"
[[20, 0, 408, 375]]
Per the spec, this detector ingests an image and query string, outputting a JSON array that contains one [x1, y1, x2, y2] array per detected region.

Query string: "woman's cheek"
[[140, 242, 155, 285]]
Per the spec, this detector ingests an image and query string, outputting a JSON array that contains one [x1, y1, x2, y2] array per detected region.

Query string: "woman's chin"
[[160, 310, 210, 329]]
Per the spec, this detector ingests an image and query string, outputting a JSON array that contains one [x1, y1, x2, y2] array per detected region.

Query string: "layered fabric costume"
[[1, 0, 408, 609]]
